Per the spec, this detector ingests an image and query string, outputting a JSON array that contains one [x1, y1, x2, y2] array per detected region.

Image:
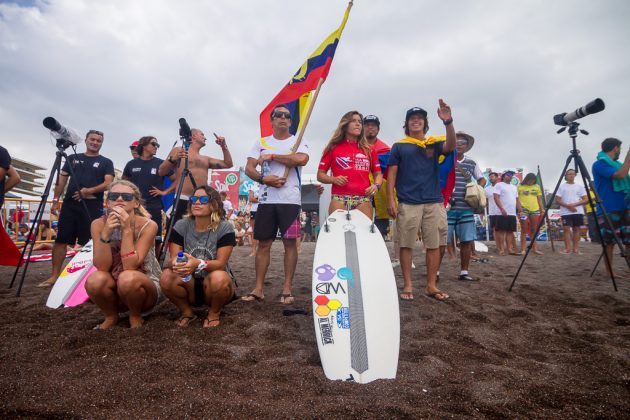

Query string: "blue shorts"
[[447, 209, 477, 243]]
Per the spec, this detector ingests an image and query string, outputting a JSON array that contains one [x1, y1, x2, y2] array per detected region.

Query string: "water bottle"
[[176, 251, 192, 283]]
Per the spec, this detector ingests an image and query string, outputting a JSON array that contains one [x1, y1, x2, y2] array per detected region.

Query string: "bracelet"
[[120, 250, 137, 259], [167, 156, 176, 164], [442, 118, 453, 126], [99, 236, 111, 244]]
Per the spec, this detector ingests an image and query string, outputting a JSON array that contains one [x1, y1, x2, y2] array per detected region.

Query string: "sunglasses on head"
[[107, 192, 135, 201], [190, 196, 210, 204], [87, 129, 104, 136], [272, 111, 291, 120]]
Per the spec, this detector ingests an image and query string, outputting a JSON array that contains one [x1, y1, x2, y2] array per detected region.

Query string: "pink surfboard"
[[63, 265, 96, 307]]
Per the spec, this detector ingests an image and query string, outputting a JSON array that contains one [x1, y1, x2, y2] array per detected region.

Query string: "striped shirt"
[[451, 155, 483, 210]]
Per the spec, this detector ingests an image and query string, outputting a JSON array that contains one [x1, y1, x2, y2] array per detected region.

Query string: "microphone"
[[42, 117, 83, 145], [553, 98, 605, 126]]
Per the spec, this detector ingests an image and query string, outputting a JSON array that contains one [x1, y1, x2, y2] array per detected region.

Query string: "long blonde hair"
[[322, 111, 371, 158], [105, 179, 151, 218]]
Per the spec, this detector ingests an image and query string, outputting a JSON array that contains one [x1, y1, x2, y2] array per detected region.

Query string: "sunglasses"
[[150, 142, 160, 148], [272, 111, 292, 120], [107, 192, 135, 201], [190, 196, 210, 204], [87, 129, 104, 136]]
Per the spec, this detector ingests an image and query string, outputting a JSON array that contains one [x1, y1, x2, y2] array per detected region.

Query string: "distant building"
[[11, 158, 46, 197]]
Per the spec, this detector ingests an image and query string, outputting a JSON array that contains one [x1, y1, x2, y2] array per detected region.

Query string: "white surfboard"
[[46, 240, 94, 309], [312, 209, 400, 384]]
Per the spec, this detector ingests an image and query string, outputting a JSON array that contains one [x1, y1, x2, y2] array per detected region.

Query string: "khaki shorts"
[[396, 202, 447, 249]]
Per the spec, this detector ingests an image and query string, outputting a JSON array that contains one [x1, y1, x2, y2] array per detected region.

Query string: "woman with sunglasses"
[[86, 180, 162, 329], [160, 186, 236, 328], [317, 111, 383, 218]]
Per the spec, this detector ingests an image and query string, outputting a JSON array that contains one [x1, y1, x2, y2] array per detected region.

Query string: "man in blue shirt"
[[386, 100, 456, 301], [592, 137, 630, 278]]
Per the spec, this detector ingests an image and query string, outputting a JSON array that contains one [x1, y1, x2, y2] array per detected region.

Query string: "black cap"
[[363, 115, 380, 127], [405, 107, 428, 121]]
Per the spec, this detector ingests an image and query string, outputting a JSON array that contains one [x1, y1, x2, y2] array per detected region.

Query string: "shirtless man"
[[159, 128, 233, 224]]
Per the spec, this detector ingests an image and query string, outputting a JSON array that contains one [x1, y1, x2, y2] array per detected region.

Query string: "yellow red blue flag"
[[260, 2, 352, 137]]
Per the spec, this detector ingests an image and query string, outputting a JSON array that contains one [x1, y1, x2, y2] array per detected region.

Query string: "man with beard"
[[39, 130, 115, 287]]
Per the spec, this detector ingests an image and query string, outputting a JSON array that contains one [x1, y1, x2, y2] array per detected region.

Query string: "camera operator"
[[592, 137, 630, 278], [123, 136, 175, 251], [38, 129, 115, 288]]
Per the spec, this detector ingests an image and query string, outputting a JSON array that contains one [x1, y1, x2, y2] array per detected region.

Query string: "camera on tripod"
[[43, 117, 83, 149], [553, 98, 605, 127]]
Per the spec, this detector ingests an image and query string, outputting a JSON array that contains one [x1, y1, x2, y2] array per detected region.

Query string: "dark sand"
[[1, 241, 629, 418]]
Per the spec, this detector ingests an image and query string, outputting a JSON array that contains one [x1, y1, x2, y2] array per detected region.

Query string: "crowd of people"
[[1, 100, 628, 329]]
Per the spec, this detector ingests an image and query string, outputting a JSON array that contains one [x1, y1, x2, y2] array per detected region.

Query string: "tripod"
[[510, 122, 624, 292], [158, 132, 197, 266], [9, 140, 92, 297]]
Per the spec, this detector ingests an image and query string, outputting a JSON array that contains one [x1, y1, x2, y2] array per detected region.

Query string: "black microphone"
[[553, 98, 605, 126], [179, 118, 192, 138]]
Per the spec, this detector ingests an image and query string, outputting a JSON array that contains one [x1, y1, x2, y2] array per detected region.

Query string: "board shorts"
[[495, 215, 517, 232], [489, 215, 499, 230], [332, 194, 371, 210], [56, 199, 103, 246], [562, 214, 585, 227], [396, 202, 447, 249], [598, 210, 630, 245], [254, 203, 301, 241], [447, 209, 476, 243]]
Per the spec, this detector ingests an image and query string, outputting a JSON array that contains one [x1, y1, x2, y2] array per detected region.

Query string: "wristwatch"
[[167, 156, 176, 164], [195, 260, 208, 274]]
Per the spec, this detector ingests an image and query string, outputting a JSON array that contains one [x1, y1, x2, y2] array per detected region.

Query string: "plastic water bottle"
[[176, 251, 191, 283]]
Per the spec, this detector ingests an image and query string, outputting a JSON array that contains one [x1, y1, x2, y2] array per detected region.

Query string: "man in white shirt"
[[484, 171, 500, 250], [243, 104, 309, 304], [555, 168, 588, 254], [493, 171, 522, 255]]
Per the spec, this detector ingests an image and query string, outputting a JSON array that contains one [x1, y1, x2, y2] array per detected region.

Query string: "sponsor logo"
[[65, 262, 89, 274], [132, 167, 141, 172], [93, 162, 100, 168], [314, 295, 342, 316], [335, 156, 351, 170], [318, 317, 334, 345], [336, 307, 350, 329], [151, 168, 157, 174], [314, 264, 336, 281], [316, 282, 346, 295], [226, 173, 238, 185]]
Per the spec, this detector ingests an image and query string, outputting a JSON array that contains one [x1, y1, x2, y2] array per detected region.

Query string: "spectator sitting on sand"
[[160, 186, 236, 328], [86, 180, 162, 330]]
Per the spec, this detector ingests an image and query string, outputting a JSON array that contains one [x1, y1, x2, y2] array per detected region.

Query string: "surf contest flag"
[[259, 1, 353, 137], [439, 151, 456, 206]]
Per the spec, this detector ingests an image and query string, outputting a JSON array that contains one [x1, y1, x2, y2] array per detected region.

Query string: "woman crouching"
[[87, 180, 162, 329], [160, 186, 236, 328]]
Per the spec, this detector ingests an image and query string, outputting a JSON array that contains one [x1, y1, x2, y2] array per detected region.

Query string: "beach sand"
[[0, 240, 629, 418]]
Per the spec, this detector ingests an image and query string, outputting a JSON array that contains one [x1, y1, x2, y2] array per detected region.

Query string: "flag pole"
[[537, 165, 555, 252], [281, 77, 325, 178], [281, 0, 353, 178]]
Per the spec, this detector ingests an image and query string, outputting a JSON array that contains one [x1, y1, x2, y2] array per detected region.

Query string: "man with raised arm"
[[386, 100, 456, 302], [243, 104, 309, 304], [159, 128, 233, 224]]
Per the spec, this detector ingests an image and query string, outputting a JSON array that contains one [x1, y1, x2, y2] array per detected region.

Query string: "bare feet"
[[129, 315, 144, 329], [93, 316, 119, 330], [280, 294, 295, 305], [36, 277, 57, 288], [399, 290, 414, 301], [534, 250, 544, 255]]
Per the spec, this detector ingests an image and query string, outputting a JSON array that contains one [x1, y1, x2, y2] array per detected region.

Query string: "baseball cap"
[[363, 115, 380, 127], [503, 170, 515, 177], [130, 140, 139, 149], [405, 107, 428, 121]]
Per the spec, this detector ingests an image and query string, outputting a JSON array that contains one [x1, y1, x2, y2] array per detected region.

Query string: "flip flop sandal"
[[280, 294, 295, 305], [241, 293, 265, 302], [175, 315, 197, 327]]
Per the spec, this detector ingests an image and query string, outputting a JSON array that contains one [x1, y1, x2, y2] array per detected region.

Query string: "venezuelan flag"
[[439, 151, 456, 207], [260, 3, 352, 137]]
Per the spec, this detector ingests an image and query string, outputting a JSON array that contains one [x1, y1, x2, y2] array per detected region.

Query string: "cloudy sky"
[[1, 0, 629, 189]]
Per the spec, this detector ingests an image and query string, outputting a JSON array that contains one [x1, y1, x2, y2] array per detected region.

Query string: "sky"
[[1, 0, 629, 190]]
